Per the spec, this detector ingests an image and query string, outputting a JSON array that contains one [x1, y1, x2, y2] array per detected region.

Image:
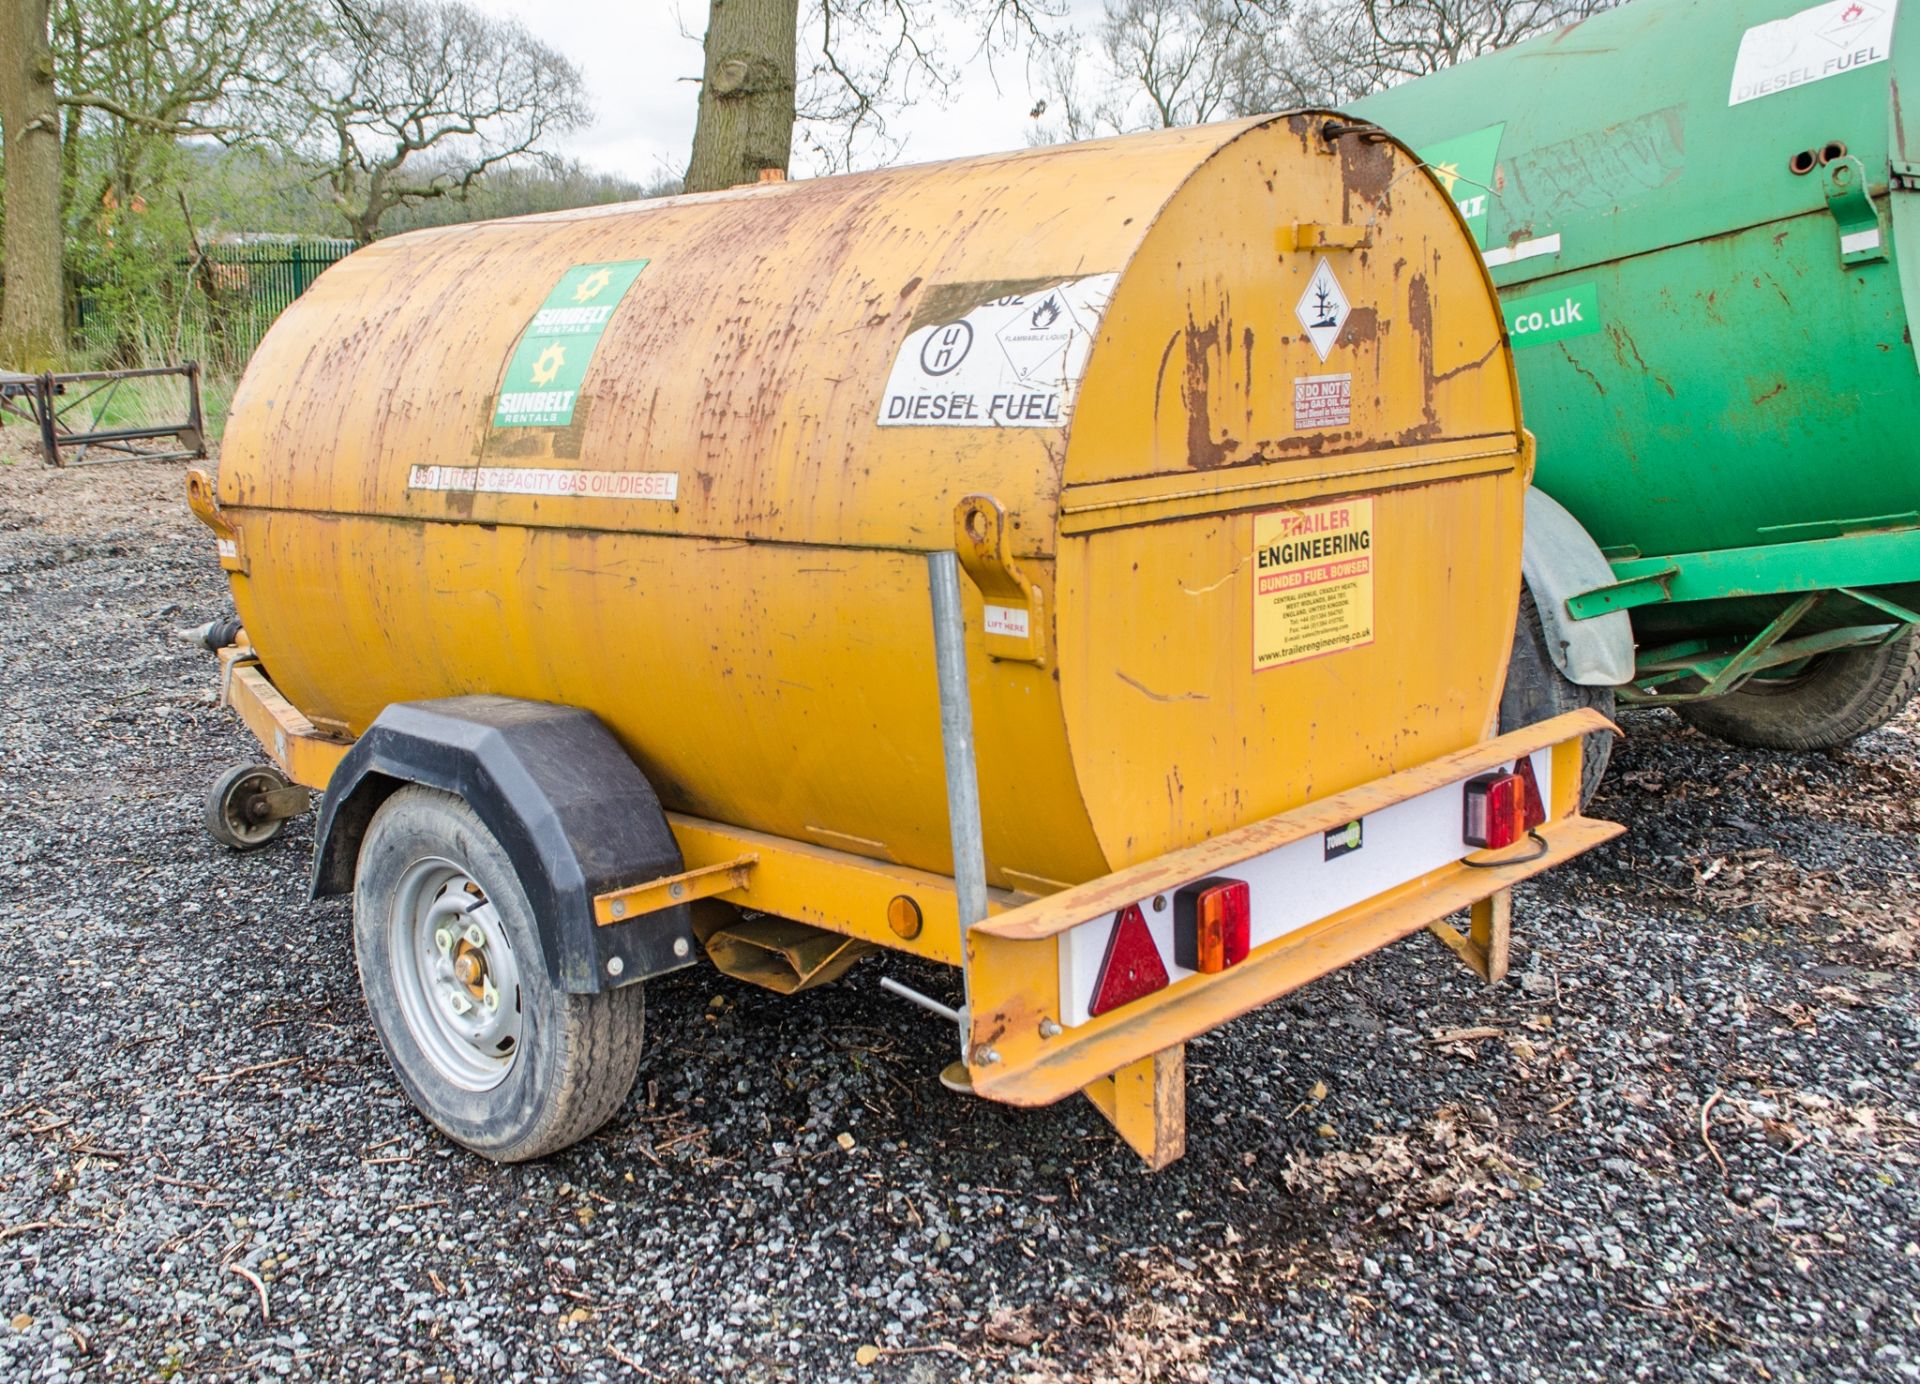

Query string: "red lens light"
[[1088, 903, 1170, 1017], [1173, 878, 1251, 974], [1463, 772, 1526, 849]]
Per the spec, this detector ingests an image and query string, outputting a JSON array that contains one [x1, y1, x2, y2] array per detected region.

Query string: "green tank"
[[1353, 0, 1920, 751]]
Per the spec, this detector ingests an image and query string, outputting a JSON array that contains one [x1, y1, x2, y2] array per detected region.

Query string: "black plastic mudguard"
[[311, 696, 694, 993]]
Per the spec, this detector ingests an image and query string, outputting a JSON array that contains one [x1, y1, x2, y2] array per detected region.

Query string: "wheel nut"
[[435, 927, 453, 955], [448, 992, 474, 1016], [463, 923, 485, 947], [482, 977, 499, 1011]]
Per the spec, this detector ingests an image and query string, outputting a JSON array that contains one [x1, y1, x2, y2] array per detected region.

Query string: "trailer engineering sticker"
[[877, 273, 1119, 428], [1253, 499, 1375, 671], [408, 465, 679, 500], [492, 260, 650, 428], [1729, 0, 1900, 106], [1504, 282, 1602, 349]]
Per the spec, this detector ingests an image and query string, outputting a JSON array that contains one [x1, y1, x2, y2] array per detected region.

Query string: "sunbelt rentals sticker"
[[493, 260, 650, 428], [1417, 124, 1505, 249]]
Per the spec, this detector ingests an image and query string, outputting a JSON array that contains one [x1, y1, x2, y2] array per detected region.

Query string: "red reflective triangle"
[[1516, 753, 1548, 828], [1089, 903, 1170, 1017]]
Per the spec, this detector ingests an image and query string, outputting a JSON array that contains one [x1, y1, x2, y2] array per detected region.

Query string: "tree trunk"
[[684, 0, 798, 194], [0, 0, 66, 367]]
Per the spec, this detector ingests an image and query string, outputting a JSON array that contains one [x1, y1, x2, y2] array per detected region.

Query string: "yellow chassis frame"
[[220, 647, 1618, 1170]]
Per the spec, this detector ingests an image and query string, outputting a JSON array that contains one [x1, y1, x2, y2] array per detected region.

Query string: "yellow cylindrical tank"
[[215, 112, 1525, 893]]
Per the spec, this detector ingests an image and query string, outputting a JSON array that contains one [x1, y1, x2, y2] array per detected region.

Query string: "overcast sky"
[[468, 1, 1105, 183]]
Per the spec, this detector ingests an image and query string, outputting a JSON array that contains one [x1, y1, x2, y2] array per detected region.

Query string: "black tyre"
[[352, 785, 646, 1162], [204, 762, 291, 851], [1499, 588, 1616, 809], [1676, 629, 1920, 752]]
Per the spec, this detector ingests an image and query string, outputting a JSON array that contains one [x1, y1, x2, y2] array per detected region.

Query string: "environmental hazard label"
[[1297, 253, 1359, 360], [1294, 257, 1352, 363], [877, 273, 1119, 428], [1253, 499, 1375, 672], [493, 260, 650, 428], [1293, 373, 1352, 430], [1729, 0, 1899, 106]]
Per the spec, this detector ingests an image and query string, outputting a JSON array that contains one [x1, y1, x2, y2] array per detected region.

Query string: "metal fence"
[[190, 240, 357, 360], [75, 238, 357, 366]]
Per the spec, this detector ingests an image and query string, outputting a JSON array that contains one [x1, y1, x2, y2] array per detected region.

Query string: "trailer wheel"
[[204, 762, 293, 851], [352, 786, 646, 1162], [1500, 589, 1615, 808], [1677, 628, 1920, 751]]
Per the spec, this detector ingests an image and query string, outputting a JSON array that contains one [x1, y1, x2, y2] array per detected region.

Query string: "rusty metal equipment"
[[1354, 0, 1920, 746], [190, 112, 1620, 1167], [0, 362, 206, 466]]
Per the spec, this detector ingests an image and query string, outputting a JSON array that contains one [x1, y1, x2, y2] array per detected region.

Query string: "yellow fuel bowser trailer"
[[188, 113, 1620, 1168]]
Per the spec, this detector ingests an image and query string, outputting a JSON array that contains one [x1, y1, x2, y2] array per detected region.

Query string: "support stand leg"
[[1082, 1044, 1186, 1170], [1426, 888, 1511, 985]]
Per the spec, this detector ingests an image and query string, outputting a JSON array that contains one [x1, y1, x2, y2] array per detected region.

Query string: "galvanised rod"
[[927, 550, 988, 1059]]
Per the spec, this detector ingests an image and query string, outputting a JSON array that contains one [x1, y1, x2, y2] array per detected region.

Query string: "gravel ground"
[[1, 450, 1916, 1384]]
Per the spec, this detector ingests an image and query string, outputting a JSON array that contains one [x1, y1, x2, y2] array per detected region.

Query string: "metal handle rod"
[[879, 976, 964, 1026], [928, 550, 989, 1058]]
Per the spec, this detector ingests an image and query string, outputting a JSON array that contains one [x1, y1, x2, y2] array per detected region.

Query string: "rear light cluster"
[[1088, 879, 1252, 1017], [1174, 878, 1250, 973], [1462, 756, 1547, 849]]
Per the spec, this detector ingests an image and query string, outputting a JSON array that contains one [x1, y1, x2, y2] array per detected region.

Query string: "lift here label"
[[1253, 499, 1375, 672], [878, 273, 1119, 428], [1504, 283, 1602, 349], [493, 260, 650, 428], [1730, 0, 1900, 106]]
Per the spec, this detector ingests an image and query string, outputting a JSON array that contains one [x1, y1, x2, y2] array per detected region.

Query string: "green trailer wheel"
[[1676, 629, 1920, 751]]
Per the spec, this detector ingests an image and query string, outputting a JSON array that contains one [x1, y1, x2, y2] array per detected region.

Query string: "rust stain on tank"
[[908, 277, 1080, 332], [1408, 272, 1438, 429], [1336, 130, 1396, 225], [1341, 306, 1380, 346], [1181, 316, 1239, 469]]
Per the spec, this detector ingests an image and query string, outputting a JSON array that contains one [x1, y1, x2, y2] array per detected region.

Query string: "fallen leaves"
[[1282, 1104, 1531, 1226]]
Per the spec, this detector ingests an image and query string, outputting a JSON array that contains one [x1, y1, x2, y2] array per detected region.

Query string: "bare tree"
[[1034, 0, 1285, 141], [684, 0, 1064, 194], [298, 0, 591, 244], [4, 0, 315, 366], [1270, 0, 1621, 106], [2, 0, 67, 366], [1035, 0, 1619, 143], [685, 0, 799, 194], [55, 1, 316, 219]]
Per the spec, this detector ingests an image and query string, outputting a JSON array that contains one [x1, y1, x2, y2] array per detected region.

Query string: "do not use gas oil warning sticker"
[[1253, 499, 1375, 672]]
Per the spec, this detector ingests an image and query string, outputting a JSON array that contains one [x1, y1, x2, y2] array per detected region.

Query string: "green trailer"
[[1353, 0, 1920, 757]]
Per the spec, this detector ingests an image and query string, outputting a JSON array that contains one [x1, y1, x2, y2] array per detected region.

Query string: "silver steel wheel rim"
[[388, 857, 522, 1092]]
